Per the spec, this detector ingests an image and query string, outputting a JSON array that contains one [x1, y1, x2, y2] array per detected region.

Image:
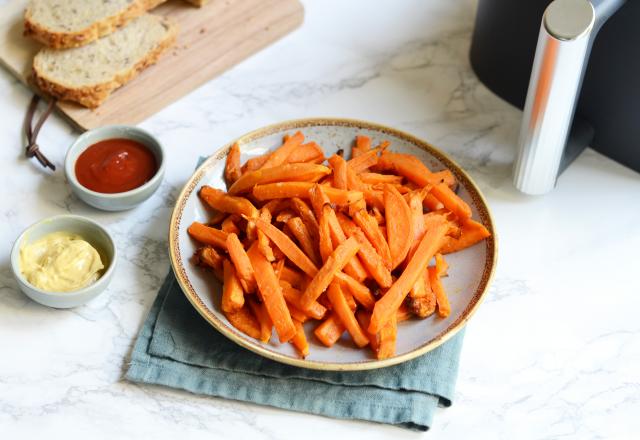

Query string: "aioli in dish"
[[20, 232, 104, 292], [75, 138, 158, 193]]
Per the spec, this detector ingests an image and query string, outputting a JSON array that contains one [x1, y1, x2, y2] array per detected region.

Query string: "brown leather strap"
[[25, 95, 56, 171]]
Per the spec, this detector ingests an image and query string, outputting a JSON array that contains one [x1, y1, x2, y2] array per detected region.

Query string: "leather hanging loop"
[[24, 95, 56, 171]]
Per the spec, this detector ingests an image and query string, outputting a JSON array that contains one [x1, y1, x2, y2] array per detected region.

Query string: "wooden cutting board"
[[0, 0, 303, 131]]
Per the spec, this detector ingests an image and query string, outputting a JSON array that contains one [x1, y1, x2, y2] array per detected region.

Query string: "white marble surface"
[[1, 0, 639, 438]]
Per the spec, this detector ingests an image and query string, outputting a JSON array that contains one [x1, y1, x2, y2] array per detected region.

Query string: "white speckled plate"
[[169, 118, 497, 370]]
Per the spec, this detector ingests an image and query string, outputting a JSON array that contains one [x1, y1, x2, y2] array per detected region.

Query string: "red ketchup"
[[75, 139, 158, 193]]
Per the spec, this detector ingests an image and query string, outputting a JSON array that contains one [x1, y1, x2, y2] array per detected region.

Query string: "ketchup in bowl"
[[75, 138, 158, 193]]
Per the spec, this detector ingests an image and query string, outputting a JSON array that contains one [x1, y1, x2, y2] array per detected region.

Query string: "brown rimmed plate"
[[168, 118, 497, 371]]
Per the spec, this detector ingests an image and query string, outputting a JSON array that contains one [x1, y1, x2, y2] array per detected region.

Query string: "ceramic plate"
[[169, 118, 497, 371]]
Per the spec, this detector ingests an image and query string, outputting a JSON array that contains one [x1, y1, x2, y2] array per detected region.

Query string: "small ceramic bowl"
[[10, 215, 117, 309], [64, 125, 165, 211]]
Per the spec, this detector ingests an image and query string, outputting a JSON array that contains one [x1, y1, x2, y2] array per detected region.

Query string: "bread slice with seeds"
[[24, 0, 167, 49], [32, 14, 177, 108]]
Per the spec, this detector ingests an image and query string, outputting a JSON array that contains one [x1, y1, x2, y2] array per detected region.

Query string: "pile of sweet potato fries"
[[188, 131, 491, 359]]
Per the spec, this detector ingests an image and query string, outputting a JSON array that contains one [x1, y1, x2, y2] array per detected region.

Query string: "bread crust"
[[32, 20, 177, 109], [24, 0, 167, 49], [183, 0, 210, 6]]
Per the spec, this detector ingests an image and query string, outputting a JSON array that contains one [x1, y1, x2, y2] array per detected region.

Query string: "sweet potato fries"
[[189, 131, 491, 360]]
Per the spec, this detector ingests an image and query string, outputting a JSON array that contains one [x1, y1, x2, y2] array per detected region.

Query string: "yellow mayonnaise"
[[20, 232, 104, 292]]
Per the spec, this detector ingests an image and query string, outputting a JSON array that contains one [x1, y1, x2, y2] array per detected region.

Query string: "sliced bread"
[[24, 0, 167, 49], [32, 14, 177, 108]]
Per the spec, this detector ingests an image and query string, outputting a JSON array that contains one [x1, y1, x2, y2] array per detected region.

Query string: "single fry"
[[253, 182, 363, 206], [225, 306, 261, 340], [286, 141, 324, 164], [314, 313, 345, 347], [384, 184, 413, 269], [326, 282, 369, 347], [194, 246, 224, 280], [352, 135, 371, 158], [224, 143, 242, 186], [290, 319, 310, 357], [299, 236, 360, 310], [440, 219, 491, 254], [247, 244, 296, 343], [328, 154, 348, 190], [355, 310, 378, 352], [188, 222, 228, 249], [433, 170, 456, 188], [199, 185, 259, 219], [287, 217, 321, 266], [407, 273, 436, 318], [228, 163, 331, 195], [225, 232, 256, 293], [290, 197, 320, 242], [222, 259, 245, 312], [428, 266, 450, 318], [431, 182, 472, 221], [318, 205, 333, 263], [406, 188, 431, 260], [257, 208, 276, 262], [243, 154, 270, 173], [360, 172, 403, 185], [435, 253, 449, 277], [308, 183, 330, 219], [376, 314, 397, 360], [248, 299, 273, 343], [377, 151, 456, 188]]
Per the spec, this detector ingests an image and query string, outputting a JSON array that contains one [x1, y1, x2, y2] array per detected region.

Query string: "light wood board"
[[0, 0, 303, 131]]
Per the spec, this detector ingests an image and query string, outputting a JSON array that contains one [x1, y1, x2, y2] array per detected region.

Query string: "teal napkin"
[[125, 158, 466, 431], [126, 272, 465, 431]]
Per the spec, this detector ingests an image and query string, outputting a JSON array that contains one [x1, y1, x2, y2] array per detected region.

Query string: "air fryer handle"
[[513, 0, 626, 195]]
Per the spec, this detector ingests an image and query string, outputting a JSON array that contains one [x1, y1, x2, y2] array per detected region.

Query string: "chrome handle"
[[513, 0, 626, 195]]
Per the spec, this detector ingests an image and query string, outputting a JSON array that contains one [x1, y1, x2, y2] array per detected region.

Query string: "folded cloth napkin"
[[125, 158, 465, 431], [126, 272, 465, 431]]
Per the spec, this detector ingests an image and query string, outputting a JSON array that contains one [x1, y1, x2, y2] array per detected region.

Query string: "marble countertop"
[[1, 0, 639, 438]]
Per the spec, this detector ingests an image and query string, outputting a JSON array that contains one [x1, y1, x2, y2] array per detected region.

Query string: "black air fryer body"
[[470, 0, 640, 173]]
